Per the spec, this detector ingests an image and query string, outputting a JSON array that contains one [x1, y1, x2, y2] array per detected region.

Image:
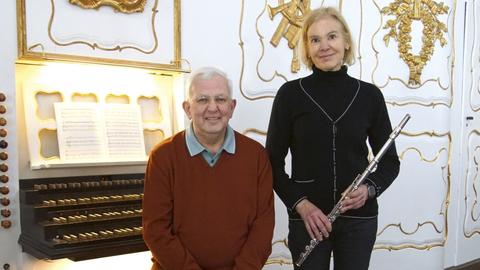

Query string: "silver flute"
[[295, 114, 411, 267]]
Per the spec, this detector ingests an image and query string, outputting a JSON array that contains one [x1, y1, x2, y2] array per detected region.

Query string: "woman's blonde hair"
[[300, 7, 355, 69]]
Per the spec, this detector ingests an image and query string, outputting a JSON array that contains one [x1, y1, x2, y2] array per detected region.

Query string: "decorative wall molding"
[[381, 0, 449, 86], [17, 0, 183, 70], [463, 131, 480, 238], [374, 131, 450, 250], [372, 0, 455, 108], [462, 0, 480, 241]]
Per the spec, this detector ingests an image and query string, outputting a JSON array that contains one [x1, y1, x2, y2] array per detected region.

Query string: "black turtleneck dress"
[[266, 66, 400, 220]]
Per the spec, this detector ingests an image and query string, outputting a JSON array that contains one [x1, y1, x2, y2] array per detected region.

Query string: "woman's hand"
[[340, 184, 368, 213], [295, 199, 332, 241]]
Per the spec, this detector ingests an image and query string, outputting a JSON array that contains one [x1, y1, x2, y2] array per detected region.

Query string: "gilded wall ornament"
[[381, 0, 449, 85], [268, 0, 311, 72], [69, 0, 147, 13]]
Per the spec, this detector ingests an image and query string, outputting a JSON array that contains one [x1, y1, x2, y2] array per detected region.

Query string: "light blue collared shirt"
[[185, 123, 236, 167]]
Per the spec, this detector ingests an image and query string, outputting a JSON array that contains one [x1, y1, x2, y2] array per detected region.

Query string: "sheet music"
[[54, 103, 146, 162], [105, 104, 146, 158], [55, 103, 105, 161]]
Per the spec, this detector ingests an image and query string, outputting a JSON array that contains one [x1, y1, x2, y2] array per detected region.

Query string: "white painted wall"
[[0, 0, 478, 270]]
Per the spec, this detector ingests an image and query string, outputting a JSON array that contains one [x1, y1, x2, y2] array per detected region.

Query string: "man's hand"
[[295, 199, 332, 241]]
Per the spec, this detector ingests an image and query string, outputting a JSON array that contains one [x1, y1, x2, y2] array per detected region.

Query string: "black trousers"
[[288, 216, 377, 270]]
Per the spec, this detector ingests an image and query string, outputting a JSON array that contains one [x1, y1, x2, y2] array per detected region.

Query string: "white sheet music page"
[[54, 103, 146, 163], [54, 102, 106, 161], [104, 104, 146, 160]]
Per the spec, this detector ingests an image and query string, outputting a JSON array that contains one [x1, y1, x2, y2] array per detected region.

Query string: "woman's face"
[[307, 16, 349, 71]]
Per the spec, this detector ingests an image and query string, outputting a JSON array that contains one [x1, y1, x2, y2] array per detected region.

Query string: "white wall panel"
[[455, 0, 480, 266]]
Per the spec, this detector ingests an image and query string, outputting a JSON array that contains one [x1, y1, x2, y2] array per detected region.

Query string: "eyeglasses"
[[193, 95, 230, 105]]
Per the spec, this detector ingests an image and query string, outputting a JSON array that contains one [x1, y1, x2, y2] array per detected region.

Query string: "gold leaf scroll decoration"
[[69, 0, 147, 14], [381, 0, 449, 85], [268, 0, 311, 73]]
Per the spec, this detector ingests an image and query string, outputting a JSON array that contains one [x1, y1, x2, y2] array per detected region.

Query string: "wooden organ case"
[[18, 173, 147, 260]]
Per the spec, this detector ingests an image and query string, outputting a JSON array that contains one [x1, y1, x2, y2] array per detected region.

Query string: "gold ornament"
[[381, 0, 449, 85], [268, 0, 311, 73], [68, 0, 147, 14]]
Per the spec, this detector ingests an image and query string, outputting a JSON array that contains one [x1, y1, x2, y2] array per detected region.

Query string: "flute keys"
[[0, 118, 6, 126], [0, 105, 6, 114], [0, 93, 5, 102], [0, 129, 6, 137]]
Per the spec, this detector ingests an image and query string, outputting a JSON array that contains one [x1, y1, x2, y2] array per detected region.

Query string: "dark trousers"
[[288, 216, 377, 270]]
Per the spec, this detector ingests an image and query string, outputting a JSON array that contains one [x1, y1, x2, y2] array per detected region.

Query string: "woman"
[[266, 7, 400, 270]]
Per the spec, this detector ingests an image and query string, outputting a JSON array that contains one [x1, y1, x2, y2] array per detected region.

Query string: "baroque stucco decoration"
[[268, 0, 311, 73], [382, 0, 449, 85], [69, 0, 147, 13]]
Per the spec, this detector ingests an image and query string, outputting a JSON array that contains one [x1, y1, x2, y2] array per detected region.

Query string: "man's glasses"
[[193, 95, 230, 105]]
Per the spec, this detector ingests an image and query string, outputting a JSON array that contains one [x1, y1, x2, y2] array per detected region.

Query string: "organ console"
[[18, 173, 147, 261]]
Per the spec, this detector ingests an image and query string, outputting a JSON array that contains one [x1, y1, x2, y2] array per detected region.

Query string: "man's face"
[[183, 75, 236, 142]]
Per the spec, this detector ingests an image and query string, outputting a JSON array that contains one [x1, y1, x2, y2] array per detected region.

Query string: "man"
[[142, 67, 275, 270]]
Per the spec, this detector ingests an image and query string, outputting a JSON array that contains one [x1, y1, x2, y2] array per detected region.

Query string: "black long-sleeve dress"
[[266, 65, 400, 220]]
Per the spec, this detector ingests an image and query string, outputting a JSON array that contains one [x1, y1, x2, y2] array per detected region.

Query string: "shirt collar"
[[185, 123, 235, 156]]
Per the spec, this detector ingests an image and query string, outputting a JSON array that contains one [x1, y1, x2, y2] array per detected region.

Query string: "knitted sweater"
[[266, 65, 400, 219], [143, 131, 274, 270]]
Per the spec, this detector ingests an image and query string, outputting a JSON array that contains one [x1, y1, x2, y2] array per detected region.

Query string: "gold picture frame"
[[17, 0, 183, 71]]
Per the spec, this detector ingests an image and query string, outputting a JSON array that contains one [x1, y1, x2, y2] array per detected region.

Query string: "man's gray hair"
[[186, 67, 233, 100]]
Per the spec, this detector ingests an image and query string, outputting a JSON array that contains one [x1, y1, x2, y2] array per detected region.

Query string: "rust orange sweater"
[[142, 131, 274, 270]]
